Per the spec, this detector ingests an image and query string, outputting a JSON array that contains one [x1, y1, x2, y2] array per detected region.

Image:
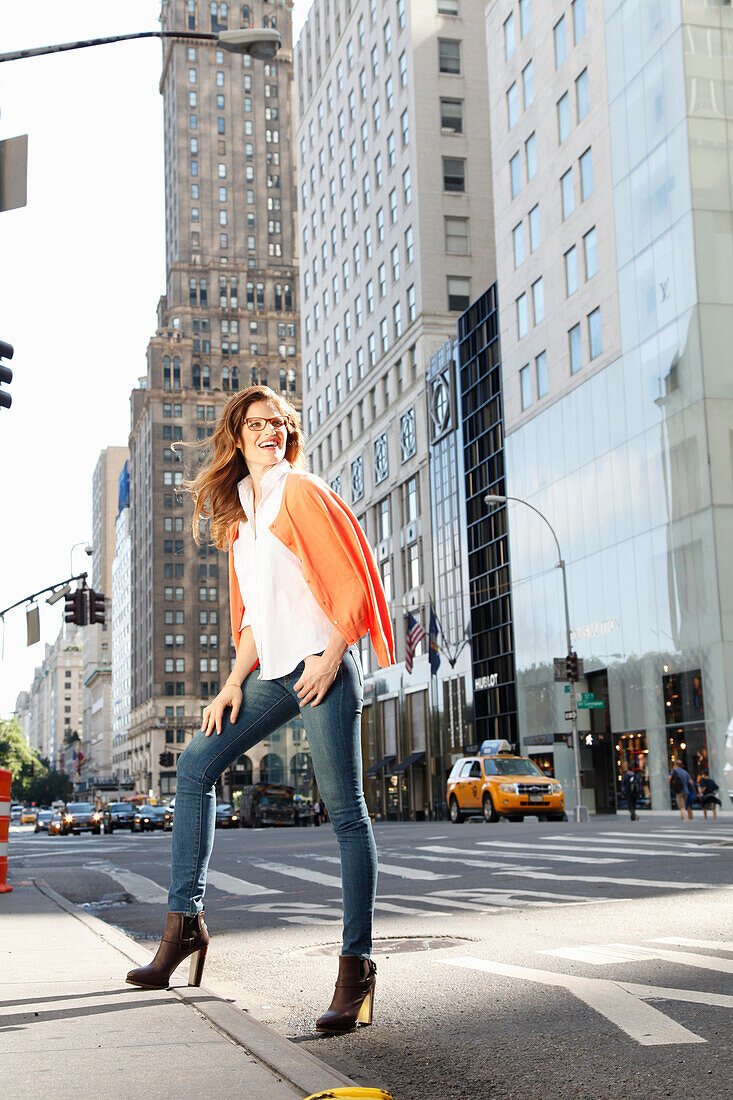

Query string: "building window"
[[532, 277, 545, 324], [510, 153, 521, 198], [438, 0, 459, 12], [447, 277, 470, 312], [399, 50, 407, 87], [557, 93, 570, 143], [565, 246, 578, 295], [516, 293, 528, 339], [445, 216, 469, 255], [443, 157, 465, 193], [440, 98, 463, 134], [513, 222, 525, 268], [351, 455, 364, 503], [507, 82, 518, 129], [504, 12, 515, 59], [525, 132, 537, 179], [407, 284, 416, 321], [520, 365, 532, 410], [374, 433, 389, 484], [569, 323, 582, 373], [588, 307, 602, 359], [403, 167, 412, 203], [554, 15, 567, 68], [580, 147, 594, 200], [438, 39, 461, 74], [522, 61, 534, 109], [400, 407, 416, 461], [528, 204, 540, 251], [584, 226, 598, 278], [561, 169, 574, 219], [573, 0, 586, 43], [576, 68, 590, 121], [536, 350, 548, 397], [520, 0, 531, 38]]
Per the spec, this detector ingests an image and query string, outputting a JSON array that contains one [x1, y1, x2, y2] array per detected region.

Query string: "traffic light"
[[88, 590, 106, 625], [0, 339, 13, 411], [159, 751, 175, 768], [64, 589, 88, 626], [565, 651, 579, 682]]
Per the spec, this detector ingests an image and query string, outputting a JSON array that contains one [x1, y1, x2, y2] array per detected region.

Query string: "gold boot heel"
[[188, 945, 208, 987], [357, 987, 374, 1025]]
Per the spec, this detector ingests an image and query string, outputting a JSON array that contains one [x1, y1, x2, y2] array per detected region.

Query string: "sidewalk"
[[0, 880, 357, 1099]]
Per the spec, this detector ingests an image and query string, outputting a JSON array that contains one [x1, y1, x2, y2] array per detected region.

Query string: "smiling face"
[[237, 398, 291, 472]]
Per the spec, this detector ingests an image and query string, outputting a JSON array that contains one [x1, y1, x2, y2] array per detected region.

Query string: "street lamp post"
[[69, 541, 93, 578], [484, 493, 587, 823], [0, 28, 282, 65]]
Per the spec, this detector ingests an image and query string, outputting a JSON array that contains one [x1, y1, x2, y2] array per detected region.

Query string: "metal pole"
[[558, 557, 584, 822], [0, 30, 218, 64]]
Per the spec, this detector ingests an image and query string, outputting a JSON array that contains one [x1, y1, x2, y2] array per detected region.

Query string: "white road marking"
[[490, 869, 727, 890], [409, 851, 537, 872], [551, 836, 718, 855], [253, 861, 342, 888], [453, 842, 628, 865], [541, 945, 666, 964], [374, 899, 453, 917], [544, 942, 733, 976], [650, 937, 733, 951], [487, 840, 714, 859], [442, 956, 705, 1046], [619, 983, 733, 1008], [309, 853, 456, 880], [206, 869, 281, 896], [84, 861, 168, 905]]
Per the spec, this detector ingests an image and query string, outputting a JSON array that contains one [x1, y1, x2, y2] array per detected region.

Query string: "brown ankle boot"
[[126, 912, 209, 989], [316, 955, 377, 1034]]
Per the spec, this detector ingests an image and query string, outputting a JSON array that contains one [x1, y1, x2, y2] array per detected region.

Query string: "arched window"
[[230, 276, 238, 307], [284, 284, 293, 310], [187, 0, 196, 31], [274, 283, 282, 310], [279, 369, 287, 391], [189, 277, 197, 306], [250, 366, 259, 385], [246, 282, 254, 309], [256, 282, 264, 308], [199, 278, 208, 306], [260, 753, 284, 784], [241, 5, 251, 29], [231, 365, 239, 390], [259, 369, 267, 386], [202, 364, 210, 390], [163, 356, 171, 390], [222, 365, 230, 390], [172, 357, 181, 390], [287, 369, 296, 395], [192, 363, 201, 389]]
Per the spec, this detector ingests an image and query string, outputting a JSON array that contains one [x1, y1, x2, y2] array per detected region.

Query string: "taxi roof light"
[[479, 739, 514, 756]]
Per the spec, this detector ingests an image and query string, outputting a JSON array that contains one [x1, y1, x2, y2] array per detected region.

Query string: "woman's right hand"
[[200, 684, 243, 737]]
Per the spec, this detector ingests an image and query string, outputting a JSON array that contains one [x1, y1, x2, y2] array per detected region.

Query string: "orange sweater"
[[228, 470, 395, 668]]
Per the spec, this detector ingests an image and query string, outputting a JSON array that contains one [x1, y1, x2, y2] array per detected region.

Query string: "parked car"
[[20, 806, 37, 825], [447, 740, 565, 824], [215, 802, 239, 828], [10, 804, 22, 822], [50, 802, 103, 835], [34, 809, 54, 833], [238, 783, 296, 828], [131, 804, 172, 832], [103, 802, 136, 833]]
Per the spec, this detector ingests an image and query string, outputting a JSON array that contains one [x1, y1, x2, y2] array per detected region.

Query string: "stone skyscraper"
[[128, 0, 299, 797]]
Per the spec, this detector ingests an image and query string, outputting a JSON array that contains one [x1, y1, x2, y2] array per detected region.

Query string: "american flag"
[[405, 612, 426, 675]]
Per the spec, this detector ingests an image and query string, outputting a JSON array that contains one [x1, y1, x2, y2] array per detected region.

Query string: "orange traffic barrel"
[[0, 767, 12, 893]]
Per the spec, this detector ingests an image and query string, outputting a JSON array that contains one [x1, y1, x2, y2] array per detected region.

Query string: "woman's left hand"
[[294, 653, 339, 707]]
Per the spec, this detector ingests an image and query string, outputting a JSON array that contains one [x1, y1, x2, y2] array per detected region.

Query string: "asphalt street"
[[8, 814, 733, 1099]]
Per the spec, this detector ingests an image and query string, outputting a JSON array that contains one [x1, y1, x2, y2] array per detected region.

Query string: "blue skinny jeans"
[[168, 645, 377, 958]]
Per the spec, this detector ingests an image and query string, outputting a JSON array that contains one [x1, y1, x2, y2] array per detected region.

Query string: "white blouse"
[[232, 458, 335, 679]]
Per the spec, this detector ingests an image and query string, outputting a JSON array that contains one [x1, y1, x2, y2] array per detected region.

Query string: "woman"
[[126, 386, 394, 1034]]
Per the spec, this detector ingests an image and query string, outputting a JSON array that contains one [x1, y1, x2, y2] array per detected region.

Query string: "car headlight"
[[64, 815, 73, 822], [551, 783, 563, 794], [143, 817, 149, 823], [232, 814, 238, 820], [93, 813, 101, 820], [499, 783, 516, 793]]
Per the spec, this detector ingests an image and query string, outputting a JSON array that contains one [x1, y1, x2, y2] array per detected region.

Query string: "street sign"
[[554, 658, 568, 682], [578, 699, 605, 709], [564, 709, 577, 721]]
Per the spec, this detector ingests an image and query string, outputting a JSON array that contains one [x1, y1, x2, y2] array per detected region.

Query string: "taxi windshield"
[[486, 758, 544, 777]]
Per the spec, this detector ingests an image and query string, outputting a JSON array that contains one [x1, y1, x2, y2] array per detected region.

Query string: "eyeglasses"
[[242, 416, 293, 432]]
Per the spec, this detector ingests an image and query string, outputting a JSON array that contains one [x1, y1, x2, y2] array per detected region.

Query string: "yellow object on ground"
[[302, 1089, 393, 1100]]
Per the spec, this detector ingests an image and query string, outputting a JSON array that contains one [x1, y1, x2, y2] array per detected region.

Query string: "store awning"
[[391, 750, 426, 775], [365, 754, 396, 777]]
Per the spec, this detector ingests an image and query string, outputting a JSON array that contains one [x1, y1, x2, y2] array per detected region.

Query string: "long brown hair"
[[186, 386, 306, 548]]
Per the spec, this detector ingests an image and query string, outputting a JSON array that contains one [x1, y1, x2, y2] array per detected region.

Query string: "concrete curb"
[[34, 880, 357, 1098]]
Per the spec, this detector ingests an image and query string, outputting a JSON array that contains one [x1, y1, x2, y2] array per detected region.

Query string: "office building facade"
[[294, 0, 494, 816], [486, 0, 733, 809]]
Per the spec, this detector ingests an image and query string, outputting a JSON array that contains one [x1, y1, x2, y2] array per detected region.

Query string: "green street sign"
[[578, 699, 605, 709]]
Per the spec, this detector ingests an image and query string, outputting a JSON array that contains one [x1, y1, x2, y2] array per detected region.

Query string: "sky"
[[0, 0, 311, 717]]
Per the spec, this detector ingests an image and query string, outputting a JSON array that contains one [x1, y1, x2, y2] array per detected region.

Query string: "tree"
[[26, 769, 72, 805], [0, 717, 48, 800]]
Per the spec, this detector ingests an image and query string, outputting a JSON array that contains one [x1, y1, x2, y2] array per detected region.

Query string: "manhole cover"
[[300, 936, 470, 957]]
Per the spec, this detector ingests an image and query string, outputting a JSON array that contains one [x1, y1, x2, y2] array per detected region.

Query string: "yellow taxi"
[[447, 740, 565, 823], [20, 806, 37, 824]]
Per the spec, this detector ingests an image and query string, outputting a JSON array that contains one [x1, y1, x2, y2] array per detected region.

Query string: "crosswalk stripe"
[[430, 843, 627, 865], [526, 840, 714, 858], [84, 861, 168, 905], [649, 937, 733, 952], [374, 899, 453, 917], [491, 869, 728, 890], [560, 835, 719, 852], [207, 870, 281, 896], [401, 852, 536, 872], [309, 853, 456, 880], [253, 861, 342, 888]]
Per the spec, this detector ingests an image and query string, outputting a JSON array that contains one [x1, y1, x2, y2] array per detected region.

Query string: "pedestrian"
[[669, 759, 694, 821], [698, 773, 721, 820], [619, 765, 642, 821], [126, 386, 395, 1034], [312, 797, 322, 826]]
